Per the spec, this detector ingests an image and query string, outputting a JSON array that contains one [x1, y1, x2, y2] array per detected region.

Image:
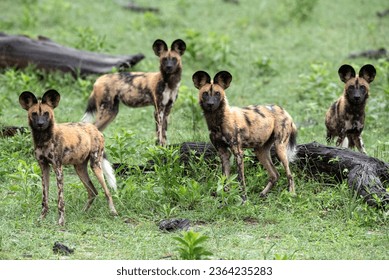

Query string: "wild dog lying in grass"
[[19, 89, 118, 226], [192, 70, 298, 201], [325, 64, 376, 154], [82, 39, 186, 146]]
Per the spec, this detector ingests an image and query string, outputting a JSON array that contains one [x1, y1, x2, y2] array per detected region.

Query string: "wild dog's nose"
[[354, 94, 361, 102]]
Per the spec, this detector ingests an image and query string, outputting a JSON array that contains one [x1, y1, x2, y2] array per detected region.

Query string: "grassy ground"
[[0, 0, 388, 260]]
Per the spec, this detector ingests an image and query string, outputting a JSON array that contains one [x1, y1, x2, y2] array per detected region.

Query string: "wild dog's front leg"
[[216, 146, 231, 178], [352, 134, 367, 154], [39, 161, 50, 220], [154, 108, 166, 146], [54, 165, 65, 226], [160, 102, 174, 147], [230, 145, 247, 202], [336, 128, 347, 148]]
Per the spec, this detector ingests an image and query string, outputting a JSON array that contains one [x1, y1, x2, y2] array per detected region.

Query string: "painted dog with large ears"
[[19, 89, 117, 226], [193, 70, 298, 202], [82, 39, 186, 146], [325, 64, 376, 154]]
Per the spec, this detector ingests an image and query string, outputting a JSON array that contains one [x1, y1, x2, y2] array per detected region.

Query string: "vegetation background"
[[0, 0, 388, 260]]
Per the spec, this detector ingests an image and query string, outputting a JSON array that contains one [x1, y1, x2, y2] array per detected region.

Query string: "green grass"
[[0, 0, 388, 260]]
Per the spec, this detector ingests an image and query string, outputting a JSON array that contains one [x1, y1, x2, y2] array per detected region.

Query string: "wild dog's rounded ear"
[[338, 64, 356, 83], [19, 91, 38, 110], [171, 39, 186, 56], [359, 64, 376, 83], [152, 39, 168, 56], [42, 89, 61, 108], [214, 71, 232, 89], [192, 71, 211, 89]]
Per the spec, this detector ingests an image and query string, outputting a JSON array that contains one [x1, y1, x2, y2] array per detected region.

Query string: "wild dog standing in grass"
[[325, 64, 376, 154], [192, 71, 298, 202], [19, 89, 118, 226], [82, 39, 186, 146]]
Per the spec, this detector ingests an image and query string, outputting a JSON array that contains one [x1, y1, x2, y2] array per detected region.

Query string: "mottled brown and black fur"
[[19, 89, 118, 226], [82, 39, 186, 146], [192, 71, 298, 201], [325, 64, 376, 154]]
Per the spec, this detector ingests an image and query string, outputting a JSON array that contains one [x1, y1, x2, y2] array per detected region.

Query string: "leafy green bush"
[[173, 230, 213, 260]]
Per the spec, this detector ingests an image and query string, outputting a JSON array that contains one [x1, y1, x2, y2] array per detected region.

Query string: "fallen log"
[[0, 33, 145, 76], [295, 142, 389, 207], [113, 141, 389, 207], [0, 126, 28, 137], [122, 1, 160, 13], [348, 47, 387, 59]]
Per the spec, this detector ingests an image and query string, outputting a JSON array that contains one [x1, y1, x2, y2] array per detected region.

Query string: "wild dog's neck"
[[161, 68, 182, 89], [31, 122, 55, 148], [203, 100, 229, 132], [345, 100, 367, 116]]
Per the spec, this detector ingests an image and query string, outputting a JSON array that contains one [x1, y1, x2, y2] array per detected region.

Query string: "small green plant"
[[73, 27, 109, 52], [158, 203, 178, 219], [173, 230, 213, 260], [254, 56, 278, 77], [184, 29, 235, 70], [216, 174, 242, 206], [273, 251, 297, 260], [106, 129, 137, 163], [287, 0, 318, 23]]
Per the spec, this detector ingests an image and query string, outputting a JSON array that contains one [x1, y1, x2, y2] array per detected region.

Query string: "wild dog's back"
[[35, 122, 106, 166]]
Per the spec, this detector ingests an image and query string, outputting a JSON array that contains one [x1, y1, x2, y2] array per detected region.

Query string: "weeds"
[[173, 230, 213, 260]]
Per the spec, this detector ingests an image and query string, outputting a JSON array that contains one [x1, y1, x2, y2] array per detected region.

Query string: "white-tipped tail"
[[102, 158, 117, 191], [287, 145, 298, 163], [287, 128, 298, 163], [81, 112, 94, 123]]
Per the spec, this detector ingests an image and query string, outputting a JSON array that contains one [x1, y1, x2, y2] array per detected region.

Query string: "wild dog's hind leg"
[[39, 161, 50, 220], [254, 144, 279, 197], [74, 162, 98, 211], [89, 154, 118, 216], [351, 134, 366, 154], [274, 141, 295, 194], [93, 93, 120, 131]]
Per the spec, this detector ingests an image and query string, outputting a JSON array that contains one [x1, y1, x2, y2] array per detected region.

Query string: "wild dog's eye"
[[32, 112, 38, 117], [215, 91, 221, 96], [203, 92, 209, 97], [43, 112, 49, 117], [360, 85, 366, 91]]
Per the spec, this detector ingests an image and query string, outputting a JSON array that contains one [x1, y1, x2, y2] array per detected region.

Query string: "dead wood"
[[0, 126, 28, 137], [348, 48, 388, 59], [295, 142, 389, 207], [0, 33, 145, 77], [376, 9, 389, 17], [122, 1, 160, 13]]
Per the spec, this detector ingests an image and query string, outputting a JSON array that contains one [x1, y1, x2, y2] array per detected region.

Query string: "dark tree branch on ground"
[[348, 48, 387, 59], [0, 126, 28, 138], [122, 1, 160, 13], [376, 9, 389, 17], [0, 33, 145, 77]]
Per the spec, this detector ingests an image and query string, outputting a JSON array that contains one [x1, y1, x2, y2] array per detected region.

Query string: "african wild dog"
[[19, 89, 118, 226], [325, 64, 376, 154], [82, 39, 186, 146], [192, 71, 298, 202]]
